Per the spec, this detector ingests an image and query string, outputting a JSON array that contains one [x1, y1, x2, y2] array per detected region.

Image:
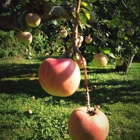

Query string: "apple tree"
[[0, 0, 140, 71], [1, 0, 140, 139]]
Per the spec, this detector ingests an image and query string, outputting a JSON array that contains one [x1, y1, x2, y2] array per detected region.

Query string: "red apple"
[[127, 28, 134, 36], [93, 53, 108, 67], [59, 30, 68, 38], [116, 58, 124, 66], [17, 31, 32, 45], [38, 58, 81, 97], [85, 36, 93, 44], [68, 107, 109, 140], [25, 13, 41, 27]]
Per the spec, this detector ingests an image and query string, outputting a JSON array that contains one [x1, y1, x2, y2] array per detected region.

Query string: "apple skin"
[[59, 30, 68, 38], [93, 53, 108, 67], [79, 36, 84, 42], [116, 59, 124, 66], [68, 107, 109, 140], [25, 13, 41, 27], [17, 31, 32, 45], [85, 36, 93, 44], [75, 36, 84, 47], [38, 58, 81, 97], [127, 28, 134, 36], [75, 37, 82, 47]]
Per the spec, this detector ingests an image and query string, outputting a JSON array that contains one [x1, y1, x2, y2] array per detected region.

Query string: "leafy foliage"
[[0, 0, 140, 60], [0, 30, 25, 58]]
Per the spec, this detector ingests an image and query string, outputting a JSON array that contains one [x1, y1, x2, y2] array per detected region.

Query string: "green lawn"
[[0, 56, 140, 140]]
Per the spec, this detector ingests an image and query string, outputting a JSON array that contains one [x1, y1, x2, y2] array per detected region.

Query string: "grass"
[[0, 56, 140, 140]]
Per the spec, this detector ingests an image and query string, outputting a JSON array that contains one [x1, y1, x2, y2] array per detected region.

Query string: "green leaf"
[[86, 45, 97, 52], [81, 2, 93, 10], [90, 0, 97, 2], [72, 12, 76, 18], [108, 0, 117, 4], [82, 8, 90, 20], [101, 47, 111, 54], [108, 53, 116, 58], [79, 13, 87, 25]]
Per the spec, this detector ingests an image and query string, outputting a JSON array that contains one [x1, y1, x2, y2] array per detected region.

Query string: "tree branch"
[[0, 5, 73, 31]]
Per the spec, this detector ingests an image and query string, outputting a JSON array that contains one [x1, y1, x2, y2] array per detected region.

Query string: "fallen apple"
[[25, 13, 41, 27], [85, 36, 93, 44], [59, 29, 68, 38], [38, 58, 81, 97], [27, 109, 33, 114], [116, 58, 124, 66], [93, 53, 108, 67], [68, 107, 109, 140], [127, 28, 134, 36], [17, 31, 32, 45]]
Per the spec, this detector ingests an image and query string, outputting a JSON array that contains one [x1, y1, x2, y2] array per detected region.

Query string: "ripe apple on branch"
[[85, 35, 93, 44], [25, 13, 41, 27], [68, 0, 109, 140]]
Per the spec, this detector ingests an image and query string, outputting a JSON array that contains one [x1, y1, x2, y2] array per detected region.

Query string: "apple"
[[116, 58, 124, 66], [68, 107, 109, 140], [85, 36, 93, 44], [56, 37, 62, 43], [127, 28, 134, 36], [73, 53, 80, 61], [75, 57, 87, 69], [75, 37, 82, 47], [59, 29, 68, 38], [38, 58, 81, 97], [27, 110, 33, 114], [17, 31, 32, 45], [117, 29, 125, 39], [93, 53, 108, 67], [131, 49, 137, 55], [79, 35, 84, 42], [34, 28, 42, 36], [25, 13, 41, 27]]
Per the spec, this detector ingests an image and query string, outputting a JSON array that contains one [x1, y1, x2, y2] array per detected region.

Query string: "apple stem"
[[72, 0, 91, 112], [77, 49, 91, 112]]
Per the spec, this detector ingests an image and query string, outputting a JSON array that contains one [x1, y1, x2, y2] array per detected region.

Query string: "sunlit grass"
[[0, 57, 140, 140]]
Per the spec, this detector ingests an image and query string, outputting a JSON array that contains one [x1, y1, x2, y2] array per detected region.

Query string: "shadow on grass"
[[0, 60, 140, 106]]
